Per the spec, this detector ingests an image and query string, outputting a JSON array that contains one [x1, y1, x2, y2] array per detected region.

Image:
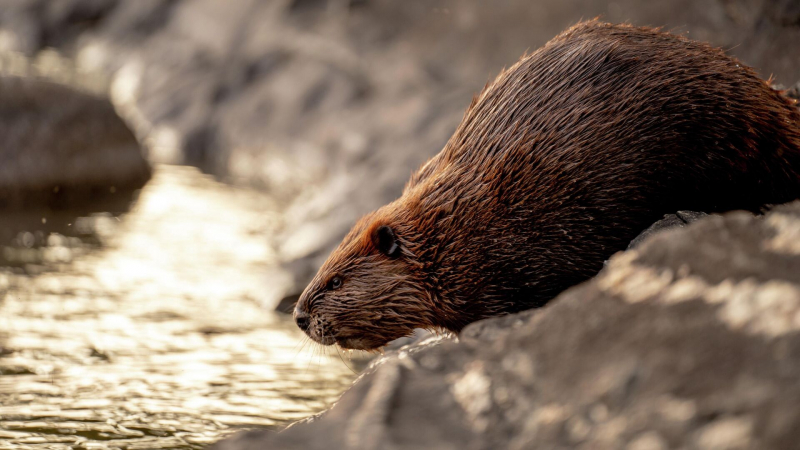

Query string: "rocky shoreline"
[[215, 202, 800, 450]]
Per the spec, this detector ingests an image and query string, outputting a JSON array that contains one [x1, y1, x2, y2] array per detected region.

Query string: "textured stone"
[[214, 202, 800, 450]]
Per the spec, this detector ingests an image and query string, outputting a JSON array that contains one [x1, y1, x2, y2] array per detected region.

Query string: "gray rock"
[[627, 211, 710, 250], [0, 76, 150, 207], [213, 201, 800, 450]]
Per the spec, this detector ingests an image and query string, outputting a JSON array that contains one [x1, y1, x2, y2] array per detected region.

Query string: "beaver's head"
[[293, 207, 434, 350]]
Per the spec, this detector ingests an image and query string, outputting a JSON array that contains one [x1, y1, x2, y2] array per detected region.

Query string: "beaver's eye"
[[329, 276, 343, 290]]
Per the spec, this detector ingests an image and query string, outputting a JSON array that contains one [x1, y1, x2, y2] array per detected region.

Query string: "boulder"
[[213, 201, 800, 450], [0, 75, 150, 207]]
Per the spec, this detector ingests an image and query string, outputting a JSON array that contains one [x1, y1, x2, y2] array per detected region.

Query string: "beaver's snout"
[[293, 307, 310, 332], [293, 297, 336, 345]]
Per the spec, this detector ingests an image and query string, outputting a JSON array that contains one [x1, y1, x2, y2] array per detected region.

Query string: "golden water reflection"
[[0, 166, 357, 449]]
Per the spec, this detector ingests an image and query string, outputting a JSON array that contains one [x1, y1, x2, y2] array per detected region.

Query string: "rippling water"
[[0, 166, 358, 449]]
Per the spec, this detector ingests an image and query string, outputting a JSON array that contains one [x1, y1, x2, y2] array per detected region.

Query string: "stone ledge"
[[215, 201, 800, 450]]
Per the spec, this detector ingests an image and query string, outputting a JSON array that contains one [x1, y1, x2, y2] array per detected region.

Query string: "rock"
[[274, 293, 300, 315], [213, 201, 800, 449], [627, 211, 709, 250], [0, 76, 150, 207], [0, 0, 121, 55], [785, 81, 800, 101], [2, 0, 800, 305]]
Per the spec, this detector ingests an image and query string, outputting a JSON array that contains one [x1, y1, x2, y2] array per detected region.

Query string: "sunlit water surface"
[[0, 166, 357, 449]]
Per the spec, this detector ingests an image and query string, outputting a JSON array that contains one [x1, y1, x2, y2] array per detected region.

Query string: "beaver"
[[293, 20, 800, 350]]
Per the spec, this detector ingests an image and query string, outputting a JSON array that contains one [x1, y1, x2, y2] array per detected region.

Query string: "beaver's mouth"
[[314, 334, 336, 346], [308, 329, 335, 345], [302, 316, 401, 350], [307, 328, 388, 351], [307, 331, 381, 350]]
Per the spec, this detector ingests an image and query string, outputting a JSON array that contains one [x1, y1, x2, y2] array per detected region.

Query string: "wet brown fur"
[[296, 20, 800, 350]]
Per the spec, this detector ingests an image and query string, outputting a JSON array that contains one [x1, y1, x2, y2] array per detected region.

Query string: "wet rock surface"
[[215, 201, 800, 450], [2, 0, 800, 304]]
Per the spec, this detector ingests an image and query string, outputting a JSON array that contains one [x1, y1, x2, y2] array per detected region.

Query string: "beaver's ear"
[[374, 225, 400, 257]]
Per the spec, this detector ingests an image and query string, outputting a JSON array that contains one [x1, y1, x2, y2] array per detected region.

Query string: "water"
[[0, 165, 358, 449]]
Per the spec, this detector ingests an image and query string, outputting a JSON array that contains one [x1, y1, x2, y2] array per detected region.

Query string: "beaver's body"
[[294, 21, 800, 350]]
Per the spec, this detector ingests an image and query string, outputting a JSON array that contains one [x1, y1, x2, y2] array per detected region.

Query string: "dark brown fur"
[[294, 21, 800, 350]]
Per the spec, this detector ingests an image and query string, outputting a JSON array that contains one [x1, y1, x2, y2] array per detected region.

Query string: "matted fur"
[[295, 20, 800, 350]]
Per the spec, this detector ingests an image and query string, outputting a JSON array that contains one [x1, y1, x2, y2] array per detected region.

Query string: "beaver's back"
[[400, 21, 800, 318], [411, 21, 800, 203]]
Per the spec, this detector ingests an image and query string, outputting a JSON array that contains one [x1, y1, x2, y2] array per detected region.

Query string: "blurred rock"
[[2, 0, 799, 304], [0, 76, 150, 208], [213, 201, 800, 450], [785, 80, 800, 101]]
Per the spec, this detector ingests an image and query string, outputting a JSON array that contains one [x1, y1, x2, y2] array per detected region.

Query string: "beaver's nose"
[[294, 307, 311, 332]]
